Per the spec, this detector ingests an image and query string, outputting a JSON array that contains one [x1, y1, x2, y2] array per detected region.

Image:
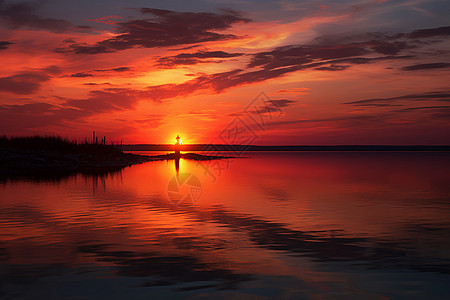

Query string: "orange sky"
[[0, 0, 449, 144]]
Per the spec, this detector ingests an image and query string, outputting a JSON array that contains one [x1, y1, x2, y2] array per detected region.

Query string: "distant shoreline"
[[122, 144, 450, 152]]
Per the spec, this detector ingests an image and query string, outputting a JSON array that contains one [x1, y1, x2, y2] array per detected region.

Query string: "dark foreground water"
[[1, 152, 449, 299]]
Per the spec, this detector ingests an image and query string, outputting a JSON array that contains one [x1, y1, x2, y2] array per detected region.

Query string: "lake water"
[[1, 152, 449, 299]]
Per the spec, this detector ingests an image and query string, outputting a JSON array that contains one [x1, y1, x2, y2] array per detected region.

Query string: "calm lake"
[[1, 152, 449, 299]]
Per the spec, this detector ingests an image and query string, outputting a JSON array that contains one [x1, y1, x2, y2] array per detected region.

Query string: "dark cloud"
[[270, 99, 296, 107], [0, 73, 50, 94], [344, 91, 450, 106], [393, 105, 450, 113], [95, 67, 130, 72], [58, 8, 250, 54], [247, 41, 413, 70], [369, 40, 410, 55], [0, 0, 74, 33], [83, 82, 112, 86], [315, 64, 350, 71], [334, 55, 414, 65], [390, 105, 450, 121], [406, 26, 450, 39], [248, 99, 296, 115], [68, 67, 130, 78], [168, 51, 243, 59], [208, 56, 412, 91], [69, 72, 94, 78], [0, 41, 13, 50], [401, 63, 450, 71], [214, 67, 301, 91], [172, 44, 202, 51], [56, 44, 113, 55], [157, 51, 244, 67]]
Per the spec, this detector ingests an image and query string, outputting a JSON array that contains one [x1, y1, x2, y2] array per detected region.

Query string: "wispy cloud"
[[156, 50, 244, 67], [67, 67, 130, 78], [401, 63, 450, 71], [344, 91, 450, 107]]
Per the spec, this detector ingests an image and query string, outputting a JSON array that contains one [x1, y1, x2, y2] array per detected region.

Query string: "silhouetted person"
[[174, 135, 181, 156]]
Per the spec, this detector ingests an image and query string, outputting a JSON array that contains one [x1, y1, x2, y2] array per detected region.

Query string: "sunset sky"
[[0, 0, 449, 145]]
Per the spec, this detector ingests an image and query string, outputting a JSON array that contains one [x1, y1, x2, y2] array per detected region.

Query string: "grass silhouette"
[[0, 135, 147, 177], [0, 135, 122, 155]]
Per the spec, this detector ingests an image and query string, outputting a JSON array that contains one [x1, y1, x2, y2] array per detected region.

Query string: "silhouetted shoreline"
[[0, 136, 233, 178]]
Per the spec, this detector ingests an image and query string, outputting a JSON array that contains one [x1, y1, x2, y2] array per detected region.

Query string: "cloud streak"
[[67, 67, 130, 78], [401, 63, 450, 71], [406, 26, 450, 39], [344, 91, 450, 106], [157, 50, 244, 67]]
